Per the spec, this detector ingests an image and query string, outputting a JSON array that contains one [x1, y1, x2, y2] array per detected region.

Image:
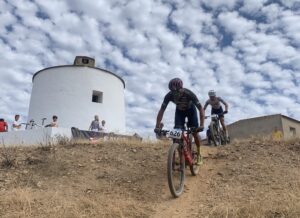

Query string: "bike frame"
[[161, 127, 196, 166], [206, 113, 227, 145], [212, 116, 221, 132], [174, 130, 194, 166]]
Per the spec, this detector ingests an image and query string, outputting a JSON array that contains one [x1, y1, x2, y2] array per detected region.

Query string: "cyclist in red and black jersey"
[[154, 78, 205, 165]]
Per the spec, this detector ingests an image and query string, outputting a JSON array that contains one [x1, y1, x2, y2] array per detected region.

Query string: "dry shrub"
[[0, 145, 17, 168]]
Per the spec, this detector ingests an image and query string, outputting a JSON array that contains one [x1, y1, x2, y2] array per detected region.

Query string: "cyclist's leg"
[[220, 117, 226, 131], [220, 116, 228, 138], [217, 107, 228, 138], [187, 105, 199, 143], [187, 105, 202, 165], [174, 108, 185, 129]]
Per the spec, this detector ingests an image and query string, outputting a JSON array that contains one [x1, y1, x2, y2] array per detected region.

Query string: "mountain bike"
[[205, 112, 229, 146], [23, 118, 47, 130], [159, 127, 202, 198]]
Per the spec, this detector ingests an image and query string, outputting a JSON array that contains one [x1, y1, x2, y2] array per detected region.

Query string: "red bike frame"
[[181, 131, 193, 166]]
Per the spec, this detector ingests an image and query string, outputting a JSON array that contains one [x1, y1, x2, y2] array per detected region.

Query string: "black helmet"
[[168, 78, 183, 91]]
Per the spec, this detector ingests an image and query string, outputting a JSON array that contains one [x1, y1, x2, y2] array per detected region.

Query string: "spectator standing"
[[100, 120, 107, 133], [46, 115, 58, 127], [89, 115, 100, 131], [12, 114, 21, 131], [0, 118, 8, 132], [51, 115, 58, 127]]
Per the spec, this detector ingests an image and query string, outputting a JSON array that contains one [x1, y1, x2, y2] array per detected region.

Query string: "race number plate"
[[168, 129, 182, 139]]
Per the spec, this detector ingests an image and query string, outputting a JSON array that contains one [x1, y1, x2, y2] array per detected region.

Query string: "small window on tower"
[[82, 58, 89, 64], [92, 91, 103, 103]]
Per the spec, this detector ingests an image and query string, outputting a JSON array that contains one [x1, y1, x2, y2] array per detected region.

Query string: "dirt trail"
[[152, 139, 300, 218], [0, 139, 299, 217], [152, 146, 219, 218]]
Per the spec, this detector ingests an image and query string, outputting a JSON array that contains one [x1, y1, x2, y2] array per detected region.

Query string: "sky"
[[0, 0, 300, 136]]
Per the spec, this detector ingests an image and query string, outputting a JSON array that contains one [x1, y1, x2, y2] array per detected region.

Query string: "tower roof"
[[32, 65, 125, 88]]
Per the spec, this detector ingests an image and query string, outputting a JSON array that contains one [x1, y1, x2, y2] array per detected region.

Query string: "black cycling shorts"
[[211, 106, 224, 118], [174, 104, 198, 129]]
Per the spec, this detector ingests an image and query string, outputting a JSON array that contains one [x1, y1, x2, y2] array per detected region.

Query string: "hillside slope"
[[0, 138, 299, 218]]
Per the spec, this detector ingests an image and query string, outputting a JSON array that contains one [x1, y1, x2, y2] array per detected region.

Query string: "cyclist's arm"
[[156, 108, 165, 129], [219, 97, 228, 111], [203, 100, 209, 111], [155, 94, 170, 128], [13, 122, 21, 129]]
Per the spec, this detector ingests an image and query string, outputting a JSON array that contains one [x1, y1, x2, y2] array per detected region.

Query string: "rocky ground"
[[0, 138, 299, 217]]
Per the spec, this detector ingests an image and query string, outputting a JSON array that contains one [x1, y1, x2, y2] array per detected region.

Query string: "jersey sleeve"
[[161, 92, 172, 110], [187, 89, 201, 106], [218, 97, 227, 106]]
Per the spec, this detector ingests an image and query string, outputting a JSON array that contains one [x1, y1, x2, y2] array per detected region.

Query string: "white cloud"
[[240, 0, 267, 14], [242, 72, 272, 89], [280, 11, 300, 46], [218, 11, 256, 36], [0, 0, 299, 137], [202, 0, 237, 10]]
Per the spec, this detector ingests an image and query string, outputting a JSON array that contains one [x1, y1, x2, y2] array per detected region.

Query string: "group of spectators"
[[0, 115, 59, 132], [1, 114, 107, 133], [0, 115, 22, 132], [89, 115, 106, 133]]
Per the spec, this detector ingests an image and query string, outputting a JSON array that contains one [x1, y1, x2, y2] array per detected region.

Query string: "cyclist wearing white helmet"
[[154, 78, 205, 165], [204, 90, 229, 138]]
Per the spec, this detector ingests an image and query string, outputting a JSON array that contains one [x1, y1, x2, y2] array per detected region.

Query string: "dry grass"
[[0, 139, 167, 218], [198, 137, 300, 218], [0, 137, 300, 217]]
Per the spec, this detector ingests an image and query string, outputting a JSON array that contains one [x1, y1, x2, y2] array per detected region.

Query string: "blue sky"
[[0, 0, 299, 136]]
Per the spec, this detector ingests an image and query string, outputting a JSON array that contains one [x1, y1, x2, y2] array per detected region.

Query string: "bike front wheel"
[[167, 143, 185, 198], [210, 123, 221, 146]]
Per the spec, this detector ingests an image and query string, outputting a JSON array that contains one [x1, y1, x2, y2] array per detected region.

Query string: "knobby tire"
[[167, 143, 185, 198], [189, 141, 200, 176], [210, 122, 221, 146]]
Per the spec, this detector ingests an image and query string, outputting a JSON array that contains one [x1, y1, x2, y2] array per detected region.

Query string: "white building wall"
[[0, 128, 72, 146], [28, 66, 125, 133]]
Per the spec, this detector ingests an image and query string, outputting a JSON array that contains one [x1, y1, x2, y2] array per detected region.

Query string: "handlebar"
[[205, 111, 228, 119], [157, 127, 203, 135]]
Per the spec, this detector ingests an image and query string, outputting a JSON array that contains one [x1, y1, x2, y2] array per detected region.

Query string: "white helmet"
[[208, 90, 216, 97]]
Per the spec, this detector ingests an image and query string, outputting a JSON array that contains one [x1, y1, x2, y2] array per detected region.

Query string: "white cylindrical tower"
[[27, 56, 126, 133]]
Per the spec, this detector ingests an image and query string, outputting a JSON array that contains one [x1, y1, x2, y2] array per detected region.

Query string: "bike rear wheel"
[[167, 143, 185, 198], [189, 142, 200, 176], [209, 123, 221, 146]]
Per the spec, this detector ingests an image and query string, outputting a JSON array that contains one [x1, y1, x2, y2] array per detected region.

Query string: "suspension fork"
[[182, 133, 193, 166], [172, 139, 185, 170]]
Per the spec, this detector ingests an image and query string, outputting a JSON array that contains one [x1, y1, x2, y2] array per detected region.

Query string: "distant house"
[[228, 114, 300, 140]]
